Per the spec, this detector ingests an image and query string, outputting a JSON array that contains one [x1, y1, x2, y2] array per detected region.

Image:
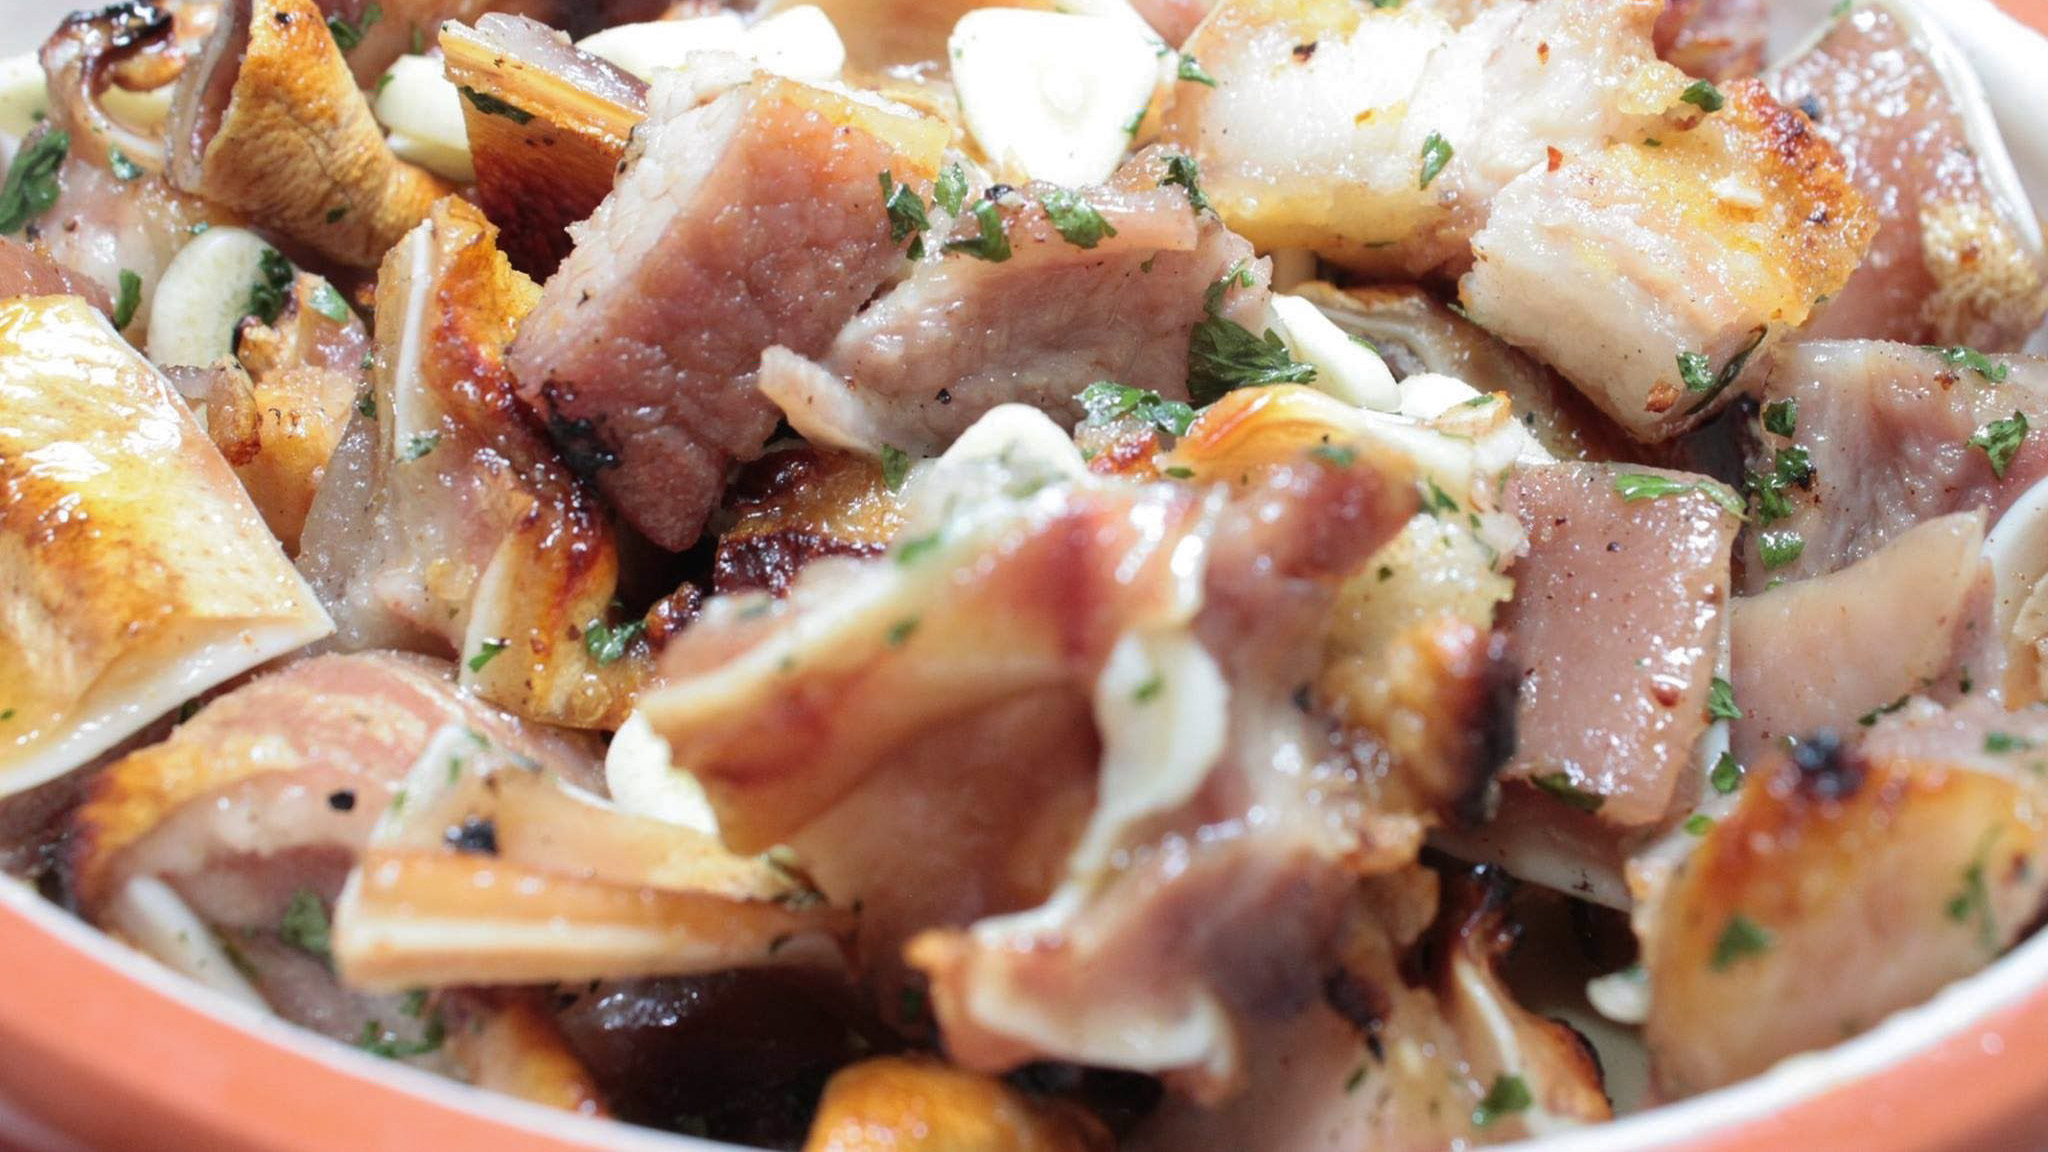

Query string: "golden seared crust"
[[0, 295, 329, 796], [184, 0, 452, 267], [440, 990, 608, 1117], [714, 449, 903, 596], [440, 18, 648, 277], [1644, 737, 2048, 1097], [804, 1057, 1113, 1152]]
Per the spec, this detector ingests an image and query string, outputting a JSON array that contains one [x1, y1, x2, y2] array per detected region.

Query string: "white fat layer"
[[948, 9, 1160, 186], [605, 712, 720, 835], [1981, 472, 2048, 702], [146, 227, 286, 368], [105, 876, 270, 1010]]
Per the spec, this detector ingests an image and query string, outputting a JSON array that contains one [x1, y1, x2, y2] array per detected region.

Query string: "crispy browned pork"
[[1772, 5, 2048, 349], [508, 63, 946, 550], [1165, 0, 1873, 442], [1643, 698, 2048, 1097]]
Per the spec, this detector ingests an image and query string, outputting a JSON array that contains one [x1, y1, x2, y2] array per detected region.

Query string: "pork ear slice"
[[331, 724, 850, 991], [508, 65, 948, 551], [1642, 699, 2048, 1097], [0, 295, 332, 798], [164, 0, 453, 267], [1770, 3, 2048, 350], [1730, 511, 1988, 765], [297, 196, 649, 729], [440, 15, 650, 277]]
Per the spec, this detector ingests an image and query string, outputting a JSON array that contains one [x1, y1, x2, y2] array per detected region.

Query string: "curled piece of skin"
[[0, 295, 332, 798], [803, 1057, 1114, 1152], [166, 0, 454, 267], [332, 724, 851, 991], [297, 196, 649, 729], [440, 14, 649, 277], [38, 1, 182, 175]]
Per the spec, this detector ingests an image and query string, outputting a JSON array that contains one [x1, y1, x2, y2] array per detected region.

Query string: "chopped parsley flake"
[[1858, 695, 1909, 726], [1677, 350, 1714, 393], [1133, 675, 1164, 704], [1762, 398, 1798, 437], [1681, 79, 1726, 113], [944, 200, 1011, 263], [879, 170, 930, 258], [1122, 99, 1148, 137], [1421, 478, 1460, 516], [1309, 444, 1356, 467], [111, 269, 140, 329], [247, 247, 292, 325], [459, 86, 534, 124], [1925, 345, 2009, 383], [0, 129, 68, 234], [399, 431, 440, 461], [885, 616, 920, 646], [1532, 772, 1604, 813], [356, 1015, 444, 1060], [1709, 750, 1744, 794], [1707, 676, 1742, 721], [879, 444, 911, 492], [1757, 529, 1805, 570], [1471, 1074, 1531, 1128], [1612, 472, 1745, 519], [1161, 152, 1210, 213], [583, 618, 645, 665], [326, 204, 348, 223], [308, 279, 351, 324], [1177, 54, 1217, 86], [1418, 131, 1453, 190], [1039, 188, 1118, 249], [109, 147, 141, 182], [1344, 1064, 1368, 1093], [1946, 830, 2001, 951], [356, 393, 377, 419], [1710, 914, 1771, 970], [894, 532, 941, 566], [934, 163, 968, 214], [1077, 381, 1195, 437], [1684, 813, 1714, 835], [278, 890, 331, 961], [1187, 265, 1314, 405], [1970, 411, 2029, 479], [327, 2, 382, 51], [1682, 327, 1769, 414], [467, 639, 508, 673], [1986, 732, 2037, 754]]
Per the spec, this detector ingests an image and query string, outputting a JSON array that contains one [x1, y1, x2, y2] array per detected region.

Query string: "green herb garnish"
[[459, 86, 534, 124], [1040, 188, 1118, 250], [1418, 131, 1453, 189], [111, 269, 140, 329], [944, 199, 1011, 263]]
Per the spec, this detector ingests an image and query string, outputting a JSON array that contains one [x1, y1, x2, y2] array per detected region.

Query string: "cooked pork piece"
[[643, 405, 1419, 1094], [1729, 513, 1987, 766], [1739, 341, 2047, 592], [1162, 0, 1689, 281], [317, 0, 563, 88], [760, 152, 1262, 457], [165, 0, 453, 268], [508, 64, 947, 550], [441, 15, 649, 277], [1643, 698, 2048, 1097], [713, 448, 903, 597], [0, 236, 111, 311], [1461, 79, 1873, 442], [1653, 0, 1767, 80], [1164, 0, 1872, 442], [1771, 5, 2048, 349], [807, 1058, 1114, 1151], [1131, 871, 1609, 1150], [298, 198, 649, 729], [1496, 462, 1738, 831]]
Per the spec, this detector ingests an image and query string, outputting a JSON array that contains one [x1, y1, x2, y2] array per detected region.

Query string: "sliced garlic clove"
[[1270, 293, 1402, 412], [576, 13, 749, 82], [948, 9, 1159, 187], [372, 55, 473, 183], [146, 226, 285, 369], [744, 6, 847, 84], [0, 53, 47, 139]]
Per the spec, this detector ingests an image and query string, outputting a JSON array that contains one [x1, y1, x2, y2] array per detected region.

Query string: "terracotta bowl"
[[5, 1, 2048, 1150]]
